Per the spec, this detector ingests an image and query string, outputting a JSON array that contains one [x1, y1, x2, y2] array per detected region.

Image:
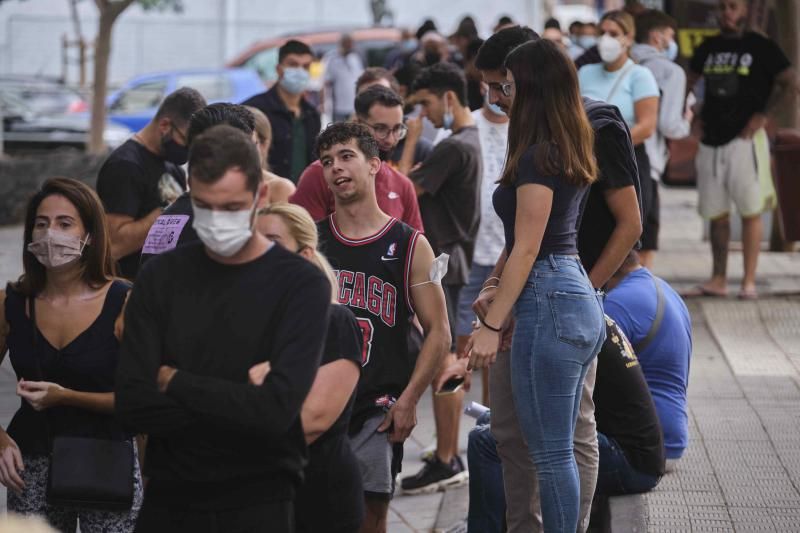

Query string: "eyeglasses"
[[488, 81, 514, 98], [171, 125, 188, 145], [364, 122, 408, 140]]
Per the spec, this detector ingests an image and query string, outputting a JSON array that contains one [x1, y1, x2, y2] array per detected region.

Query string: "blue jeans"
[[510, 255, 605, 532], [456, 263, 496, 337], [467, 414, 505, 533], [596, 432, 661, 496]]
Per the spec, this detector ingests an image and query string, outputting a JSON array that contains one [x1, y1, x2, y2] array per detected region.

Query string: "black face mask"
[[424, 50, 441, 65], [161, 129, 189, 165]]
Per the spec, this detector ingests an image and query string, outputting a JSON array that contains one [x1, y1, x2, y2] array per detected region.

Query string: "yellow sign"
[[678, 29, 721, 58]]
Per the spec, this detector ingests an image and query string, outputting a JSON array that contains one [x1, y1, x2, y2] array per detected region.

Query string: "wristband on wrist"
[[479, 316, 502, 333]]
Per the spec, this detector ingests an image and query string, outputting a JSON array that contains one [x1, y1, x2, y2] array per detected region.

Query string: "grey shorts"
[[350, 413, 404, 500]]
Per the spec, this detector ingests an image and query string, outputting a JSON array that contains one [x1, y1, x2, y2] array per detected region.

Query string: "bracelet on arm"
[[479, 316, 502, 333], [484, 276, 501, 287], [478, 285, 498, 295]]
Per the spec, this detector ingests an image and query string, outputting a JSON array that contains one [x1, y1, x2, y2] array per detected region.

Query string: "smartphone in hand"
[[435, 376, 465, 396]]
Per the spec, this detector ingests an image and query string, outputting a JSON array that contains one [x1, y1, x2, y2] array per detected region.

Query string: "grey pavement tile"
[[686, 506, 730, 520], [731, 523, 776, 533], [683, 491, 727, 507], [689, 518, 734, 530]]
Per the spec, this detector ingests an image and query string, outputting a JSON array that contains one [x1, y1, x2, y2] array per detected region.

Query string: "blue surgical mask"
[[665, 40, 679, 61], [485, 91, 506, 116], [280, 67, 310, 95], [577, 35, 597, 50], [402, 39, 417, 52], [442, 100, 454, 130]]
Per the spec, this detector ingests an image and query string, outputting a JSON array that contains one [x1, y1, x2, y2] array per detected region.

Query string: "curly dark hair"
[[315, 122, 379, 160]]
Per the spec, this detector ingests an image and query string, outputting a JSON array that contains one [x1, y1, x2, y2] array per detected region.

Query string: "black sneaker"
[[400, 455, 469, 495]]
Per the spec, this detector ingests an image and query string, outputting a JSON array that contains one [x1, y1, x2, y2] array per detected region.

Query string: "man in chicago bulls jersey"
[[315, 122, 450, 533]]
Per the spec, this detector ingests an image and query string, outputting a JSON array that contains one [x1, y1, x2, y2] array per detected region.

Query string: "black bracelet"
[[479, 316, 502, 333]]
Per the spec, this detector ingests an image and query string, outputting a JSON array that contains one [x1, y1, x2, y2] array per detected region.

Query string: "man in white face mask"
[[116, 125, 332, 533]]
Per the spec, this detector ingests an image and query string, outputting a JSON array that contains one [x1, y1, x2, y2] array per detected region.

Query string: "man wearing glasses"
[[97, 87, 206, 280], [291, 85, 424, 231]]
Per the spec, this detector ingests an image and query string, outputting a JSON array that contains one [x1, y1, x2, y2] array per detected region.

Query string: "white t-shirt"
[[471, 109, 509, 266], [324, 51, 364, 115]]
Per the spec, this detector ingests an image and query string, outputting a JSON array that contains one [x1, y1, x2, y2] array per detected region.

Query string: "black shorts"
[[635, 144, 660, 251]]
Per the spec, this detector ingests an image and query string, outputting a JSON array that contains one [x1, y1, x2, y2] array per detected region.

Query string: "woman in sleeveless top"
[[255, 203, 364, 533], [0, 178, 142, 532]]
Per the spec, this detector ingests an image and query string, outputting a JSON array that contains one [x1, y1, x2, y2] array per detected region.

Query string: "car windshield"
[[110, 79, 168, 113], [0, 90, 35, 117], [0, 82, 83, 115], [175, 74, 233, 101]]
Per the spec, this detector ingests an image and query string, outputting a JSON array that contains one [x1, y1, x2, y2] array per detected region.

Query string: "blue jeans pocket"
[[548, 291, 598, 348]]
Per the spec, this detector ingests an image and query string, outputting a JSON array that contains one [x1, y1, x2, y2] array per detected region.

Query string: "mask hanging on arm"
[[598, 34, 624, 64], [410, 253, 450, 288], [192, 200, 256, 258], [27, 229, 88, 269]]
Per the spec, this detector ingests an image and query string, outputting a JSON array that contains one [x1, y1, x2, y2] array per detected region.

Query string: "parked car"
[[226, 27, 402, 88], [106, 68, 265, 131], [0, 75, 88, 115], [1, 89, 131, 155]]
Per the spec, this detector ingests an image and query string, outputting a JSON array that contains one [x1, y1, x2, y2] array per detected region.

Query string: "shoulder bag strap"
[[633, 272, 665, 354], [606, 62, 636, 103], [28, 296, 54, 447]]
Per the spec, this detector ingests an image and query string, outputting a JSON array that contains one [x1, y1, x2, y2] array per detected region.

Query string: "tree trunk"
[[87, 0, 134, 154]]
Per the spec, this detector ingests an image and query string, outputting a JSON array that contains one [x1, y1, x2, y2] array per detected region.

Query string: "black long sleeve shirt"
[[115, 242, 331, 510]]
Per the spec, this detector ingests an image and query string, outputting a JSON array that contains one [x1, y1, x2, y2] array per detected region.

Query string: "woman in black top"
[[467, 40, 606, 532], [254, 203, 363, 533], [0, 178, 141, 531]]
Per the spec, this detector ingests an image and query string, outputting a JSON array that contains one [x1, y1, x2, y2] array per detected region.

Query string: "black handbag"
[[30, 296, 135, 510]]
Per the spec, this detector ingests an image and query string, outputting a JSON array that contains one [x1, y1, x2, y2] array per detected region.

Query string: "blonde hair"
[[601, 10, 636, 39], [258, 203, 339, 302], [246, 106, 272, 146]]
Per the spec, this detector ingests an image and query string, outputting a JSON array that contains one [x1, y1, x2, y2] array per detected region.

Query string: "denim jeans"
[[596, 432, 661, 496], [467, 418, 505, 533], [510, 255, 605, 532]]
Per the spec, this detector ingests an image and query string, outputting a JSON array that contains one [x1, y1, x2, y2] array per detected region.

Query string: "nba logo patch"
[[386, 243, 397, 257]]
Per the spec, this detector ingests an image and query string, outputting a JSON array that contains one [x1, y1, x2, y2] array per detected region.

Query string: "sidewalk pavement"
[[0, 186, 798, 532], [385, 185, 800, 532]]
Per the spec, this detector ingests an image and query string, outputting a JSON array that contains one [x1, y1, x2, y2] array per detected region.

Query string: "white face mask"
[[598, 34, 624, 64], [191, 200, 256, 258]]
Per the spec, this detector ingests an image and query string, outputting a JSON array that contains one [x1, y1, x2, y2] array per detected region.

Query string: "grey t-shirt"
[[411, 125, 482, 285]]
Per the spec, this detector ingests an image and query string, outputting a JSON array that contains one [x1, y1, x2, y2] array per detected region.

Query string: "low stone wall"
[[0, 149, 109, 225]]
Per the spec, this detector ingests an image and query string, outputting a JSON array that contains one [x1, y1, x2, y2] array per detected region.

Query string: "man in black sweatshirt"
[[116, 125, 331, 533]]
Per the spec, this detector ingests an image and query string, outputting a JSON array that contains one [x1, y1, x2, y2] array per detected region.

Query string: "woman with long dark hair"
[[0, 177, 141, 531], [468, 39, 605, 532]]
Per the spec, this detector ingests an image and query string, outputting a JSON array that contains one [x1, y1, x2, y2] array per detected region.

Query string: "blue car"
[[106, 68, 265, 131]]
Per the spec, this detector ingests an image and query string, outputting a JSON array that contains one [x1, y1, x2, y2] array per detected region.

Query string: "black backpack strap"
[[633, 272, 665, 354]]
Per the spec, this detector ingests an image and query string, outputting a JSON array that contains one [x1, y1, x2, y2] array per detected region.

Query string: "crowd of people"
[[0, 0, 794, 531]]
